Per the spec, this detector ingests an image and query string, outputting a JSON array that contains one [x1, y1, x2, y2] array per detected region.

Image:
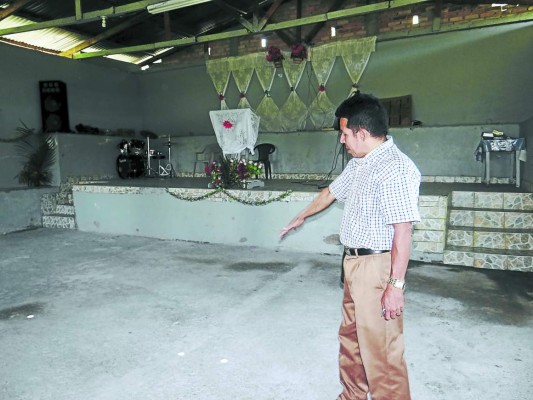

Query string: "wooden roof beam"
[[304, 0, 346, 44], [0, 0, 33, 21], [0, 0, 166, 36], [72, 0, 434, 59], [59, 12, 150, 58]]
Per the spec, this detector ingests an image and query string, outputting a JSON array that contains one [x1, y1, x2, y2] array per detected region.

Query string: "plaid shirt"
[[329, 137, 421, 250]]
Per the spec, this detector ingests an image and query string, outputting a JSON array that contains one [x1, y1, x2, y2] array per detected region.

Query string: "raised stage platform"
[[58, 176, 532, 272]]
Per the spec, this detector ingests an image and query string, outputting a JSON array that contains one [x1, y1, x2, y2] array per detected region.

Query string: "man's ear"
[[358, 128, 369, 141]]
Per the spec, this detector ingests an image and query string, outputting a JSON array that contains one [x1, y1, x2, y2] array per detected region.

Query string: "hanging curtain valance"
[[206, 36, 376, 132]]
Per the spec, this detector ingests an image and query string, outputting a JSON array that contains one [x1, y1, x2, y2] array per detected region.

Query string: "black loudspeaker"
[[39, 80, 70, 133]]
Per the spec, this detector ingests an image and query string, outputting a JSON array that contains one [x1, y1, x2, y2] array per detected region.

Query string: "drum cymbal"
[[140, 130, 158, 139]]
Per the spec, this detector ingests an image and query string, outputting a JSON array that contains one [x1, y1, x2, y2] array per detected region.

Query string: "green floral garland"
[[166, 187, 292, 206]]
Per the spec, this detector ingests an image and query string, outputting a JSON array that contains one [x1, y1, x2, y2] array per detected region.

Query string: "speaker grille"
[[39, 81, 70, 133]]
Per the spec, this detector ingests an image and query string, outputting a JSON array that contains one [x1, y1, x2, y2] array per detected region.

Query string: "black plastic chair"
[[254, 143, 276, 180]]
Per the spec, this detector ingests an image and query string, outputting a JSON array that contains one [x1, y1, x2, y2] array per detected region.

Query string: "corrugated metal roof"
[[0, 0, 279, 65], [0, 12, 150, 63]]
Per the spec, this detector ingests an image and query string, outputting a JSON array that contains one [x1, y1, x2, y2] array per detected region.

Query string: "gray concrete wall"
[[0, 187, 57, 234], [0, 44, 141, 188], [73, 188, 345, 255], [44, 124, 519, 182], [138, 22, 533, 136], [165, 125, 519, 178], [54, 133, 124, 180]]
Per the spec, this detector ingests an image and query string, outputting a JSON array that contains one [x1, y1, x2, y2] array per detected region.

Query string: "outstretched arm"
[[279, 187, 336, 239]]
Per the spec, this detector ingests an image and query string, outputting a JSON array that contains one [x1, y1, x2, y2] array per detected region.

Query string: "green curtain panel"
[[206, 36, 376, 131]]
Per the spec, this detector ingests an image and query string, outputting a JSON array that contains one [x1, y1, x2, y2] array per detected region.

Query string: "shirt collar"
[[355, 135, 393, 164]]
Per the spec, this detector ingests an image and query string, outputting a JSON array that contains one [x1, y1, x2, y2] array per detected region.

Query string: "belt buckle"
[[345, 247, 357, 256]]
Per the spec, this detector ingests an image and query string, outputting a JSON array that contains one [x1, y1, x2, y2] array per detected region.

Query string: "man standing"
[[280, 92, 421, 400]]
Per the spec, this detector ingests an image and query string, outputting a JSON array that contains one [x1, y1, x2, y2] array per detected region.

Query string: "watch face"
[[389, 278, 405, 289]]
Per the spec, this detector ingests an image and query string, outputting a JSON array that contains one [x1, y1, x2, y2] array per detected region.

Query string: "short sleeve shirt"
[[329, 137, 421, 250]]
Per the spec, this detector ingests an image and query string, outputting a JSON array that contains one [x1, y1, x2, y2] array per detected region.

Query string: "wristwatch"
[[388, 277, 405, 290]]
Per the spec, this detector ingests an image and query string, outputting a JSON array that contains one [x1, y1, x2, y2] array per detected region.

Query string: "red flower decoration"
[[291, 43, 307, 59], [266, 46, 284, 62], [319, 84, 326, 92], [239, 93, 246, 99], [223, 120, 233, 129]]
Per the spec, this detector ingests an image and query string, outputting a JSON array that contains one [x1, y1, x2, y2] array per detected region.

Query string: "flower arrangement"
[[205, 158, 263, 188], [266, 46, 284, 62], [290, 43, 307, 63]]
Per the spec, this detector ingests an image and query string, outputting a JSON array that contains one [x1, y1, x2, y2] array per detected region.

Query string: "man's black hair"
[[334, 92, 388, 137]]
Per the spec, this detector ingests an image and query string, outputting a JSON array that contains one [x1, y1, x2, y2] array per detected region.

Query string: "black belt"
[[344, 247, 390, 256]]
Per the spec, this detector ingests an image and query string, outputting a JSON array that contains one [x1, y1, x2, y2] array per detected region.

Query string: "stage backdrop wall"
[[49, 124, 519, 183], [0, 43, 139, 189], [164, 124, 520, 180], [138, 22, 533, 136]]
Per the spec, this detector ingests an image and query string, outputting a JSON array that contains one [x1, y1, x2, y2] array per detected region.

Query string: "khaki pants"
[[337, 252, 411, 400]]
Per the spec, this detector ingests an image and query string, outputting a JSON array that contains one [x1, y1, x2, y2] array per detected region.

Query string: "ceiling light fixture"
[[153, 59, 162, 63], [101, 16, 107, 28], [331, 26, 336, 37], [491, 3, 509, 11], [147, 0, 211, 14], [141, 65, 150, 71], [412, 15, 419, 25], [261, 37, 267, 48]]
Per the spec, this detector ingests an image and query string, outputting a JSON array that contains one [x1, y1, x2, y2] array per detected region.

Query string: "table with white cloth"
[[209, 109, 260, 159], [475, 138, 527, 187]]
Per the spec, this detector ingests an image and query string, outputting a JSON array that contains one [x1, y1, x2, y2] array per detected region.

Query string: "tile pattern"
[[446, 229, 473, 247], [473, 211, 505, 229], [41, 193, 58, 215], [505, 233, 533, 251], [56, 205, 75, 216], [504, 212, 533, 229], [473, 253, 507, 270], [451, 192, 474, 208], [410, 250, 443, 263], [177, 173, 516, 185], [475, 192, 504, 209], [176, 172, 339, 181], [449, 210, 474, 227], [473, 232, 505, 250], [42, 215, 76, 229], [443, 250, 475, 267], [445, 189, 532, 272], [506, 256, 533, 272], [411, 195, 447, 262], [504, 193, 533, 210], [39, 176, 110, 230], [420, 176, 512, 184]]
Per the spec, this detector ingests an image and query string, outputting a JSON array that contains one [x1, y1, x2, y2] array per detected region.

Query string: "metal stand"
[[140, 131, 176, 178], [145, 136, 159, 177], [158, 135, 176, 178]]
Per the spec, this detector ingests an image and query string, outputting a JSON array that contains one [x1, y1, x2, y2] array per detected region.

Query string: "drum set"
[[116, 131, 176, 179]]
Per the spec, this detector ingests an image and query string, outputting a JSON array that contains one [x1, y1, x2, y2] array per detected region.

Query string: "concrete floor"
[[0, 229, 532, 400]]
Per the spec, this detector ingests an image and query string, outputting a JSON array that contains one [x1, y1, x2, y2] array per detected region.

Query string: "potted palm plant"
[[15, 123, 56, 187]]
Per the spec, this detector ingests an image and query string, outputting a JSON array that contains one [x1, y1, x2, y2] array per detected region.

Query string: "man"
[[280, 92, 421, 400]]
